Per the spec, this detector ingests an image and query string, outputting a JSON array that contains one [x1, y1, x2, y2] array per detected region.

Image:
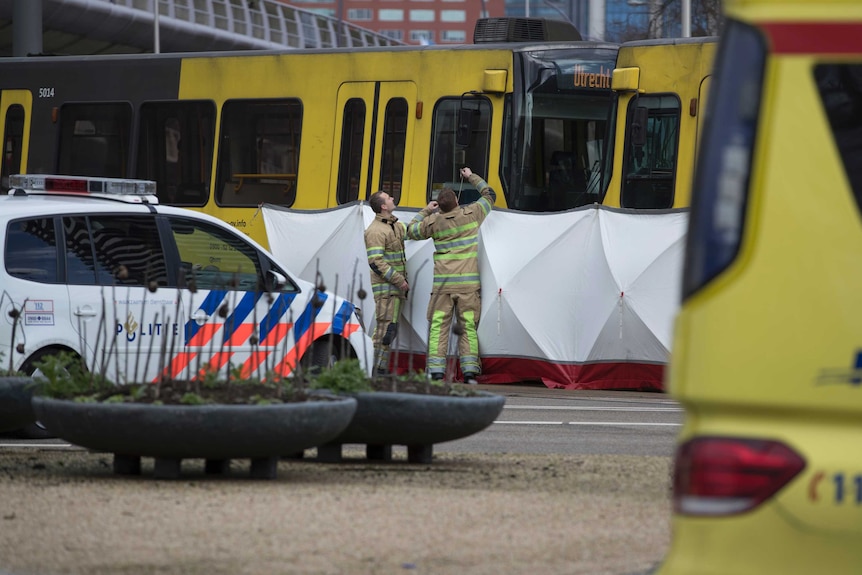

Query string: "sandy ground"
[[0, 446, 671, 575]]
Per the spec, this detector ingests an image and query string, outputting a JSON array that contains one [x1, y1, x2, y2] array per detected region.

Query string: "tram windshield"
[[503, 47, 618, 211]]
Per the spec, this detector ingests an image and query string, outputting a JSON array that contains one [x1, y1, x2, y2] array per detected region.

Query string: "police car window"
[[5, 218, 60, 284], [64, 216, 168, 287], [167, 217, 263, 291], [63, 217, 98, 285]]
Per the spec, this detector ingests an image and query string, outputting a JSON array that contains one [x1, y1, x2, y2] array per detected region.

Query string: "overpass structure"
[[0, 0, 401, 57]]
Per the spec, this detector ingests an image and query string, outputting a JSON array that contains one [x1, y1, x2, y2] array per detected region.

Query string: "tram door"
[[0, 90, 31, 192], [332, 81, 417, 206]]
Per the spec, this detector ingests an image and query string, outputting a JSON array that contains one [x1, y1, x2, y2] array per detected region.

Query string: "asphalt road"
[[0, 383, 678, 575], [444, 384, 683, 456]]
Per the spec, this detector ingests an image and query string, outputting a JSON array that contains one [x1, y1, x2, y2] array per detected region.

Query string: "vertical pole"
[[525, 0, 529, 18], [13, 0, 43, 57], [589, 0, 605, 40], [682, 0, 691, 37], [154, 0, 161, 54], [337, 0, 345, 47]]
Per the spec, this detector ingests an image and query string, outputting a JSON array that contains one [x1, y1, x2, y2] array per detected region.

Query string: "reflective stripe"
[[184, 289, 228, 342]]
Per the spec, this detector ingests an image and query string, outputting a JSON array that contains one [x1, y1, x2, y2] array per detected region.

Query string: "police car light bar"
[[8, 174, 159, 204]]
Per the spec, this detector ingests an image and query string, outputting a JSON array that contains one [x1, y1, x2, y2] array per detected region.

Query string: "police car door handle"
[[192, 309, 210, 326], [73, 306, 98, 318]]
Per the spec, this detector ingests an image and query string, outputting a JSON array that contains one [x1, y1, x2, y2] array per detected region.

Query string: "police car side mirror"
[[268, 269, 289, 291]]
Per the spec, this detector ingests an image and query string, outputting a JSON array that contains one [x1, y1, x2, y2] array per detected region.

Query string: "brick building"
[[278, 0, 505, 45]]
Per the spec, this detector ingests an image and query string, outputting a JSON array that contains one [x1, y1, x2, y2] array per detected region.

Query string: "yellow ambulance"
[[658, 0, 862, 573]]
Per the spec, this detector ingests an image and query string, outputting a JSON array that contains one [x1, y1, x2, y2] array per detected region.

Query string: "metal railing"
[[114, 0, 402, 49]]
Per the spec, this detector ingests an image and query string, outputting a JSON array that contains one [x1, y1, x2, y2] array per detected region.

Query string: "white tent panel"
[[262, 202, 688, 389], [586, 295, 670, 362], [262, 203, 370, 302]]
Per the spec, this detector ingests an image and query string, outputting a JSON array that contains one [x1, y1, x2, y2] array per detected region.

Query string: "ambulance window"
[[621, 94, 681, 209], [814, 64, 862, 215], [5, 217, 60, 284], [167, 217, 263, 292]]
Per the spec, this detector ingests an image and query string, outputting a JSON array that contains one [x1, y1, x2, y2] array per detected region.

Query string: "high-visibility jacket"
[[364, 213, 408, 298], [406, 174, 496, 294]]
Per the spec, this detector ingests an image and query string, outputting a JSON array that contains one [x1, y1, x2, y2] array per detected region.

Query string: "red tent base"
[[390, 355, 664, 392]]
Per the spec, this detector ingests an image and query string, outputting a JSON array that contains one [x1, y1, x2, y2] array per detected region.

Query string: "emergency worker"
[[406, 167, 496, 383], [365, 190, 409, 376]]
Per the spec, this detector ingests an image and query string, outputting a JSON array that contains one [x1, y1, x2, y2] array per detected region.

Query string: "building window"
[[409, 9, 435, 22], [380, 29, 404, 41], [410, 30, 434, 43], [348, 8, 372, 20], [440, 30, 466, 43], [378, 9, 404, 21], [440, 9, 466, 22]]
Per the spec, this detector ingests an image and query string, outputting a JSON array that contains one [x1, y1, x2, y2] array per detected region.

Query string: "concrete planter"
[[32, 395, 357, 479], [0, 376, 37, 433], [317, 390, 505, 464]]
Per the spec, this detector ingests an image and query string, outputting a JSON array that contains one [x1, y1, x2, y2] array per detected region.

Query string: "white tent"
[[263, 203, 688, 390]]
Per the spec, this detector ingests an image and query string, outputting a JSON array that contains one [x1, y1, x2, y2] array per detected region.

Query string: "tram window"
[[57, 103, 132, 178], [379, 98, 408, 204], [428, 98, 491, 204], [216, 99, 302, 208], [137, 101, 215, 207], [621, 94, 681, 209], [337, 98, 366, 204], [1, 104, 24, 193], [814, 64, 862, 216], [514, 94, 607, 212]]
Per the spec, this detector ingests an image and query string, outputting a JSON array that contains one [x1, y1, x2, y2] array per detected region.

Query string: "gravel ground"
[[0, 446, 671, 575]]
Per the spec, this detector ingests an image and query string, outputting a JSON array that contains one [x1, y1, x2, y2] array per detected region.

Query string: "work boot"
[[430, 373, 444, 381], [463, 372, 479, 385], [375, 367, 390, 377]]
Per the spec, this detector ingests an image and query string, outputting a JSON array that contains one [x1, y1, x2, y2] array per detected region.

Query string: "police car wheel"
[[307, 336, 342, 373]]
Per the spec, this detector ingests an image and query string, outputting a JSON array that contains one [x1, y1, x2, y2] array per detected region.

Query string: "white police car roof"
[[1, 174, 270, 253]]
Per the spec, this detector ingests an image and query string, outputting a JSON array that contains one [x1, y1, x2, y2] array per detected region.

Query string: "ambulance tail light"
[[673, 437, 805, 516], [9, 174, 158, 203]]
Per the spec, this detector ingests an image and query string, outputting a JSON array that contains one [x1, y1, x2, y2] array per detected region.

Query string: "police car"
[[1, 174, 373, 435]]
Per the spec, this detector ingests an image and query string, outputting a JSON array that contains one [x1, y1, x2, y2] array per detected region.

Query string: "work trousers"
[[372, 293, 403, 372], [426, 290, 481, 378]]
